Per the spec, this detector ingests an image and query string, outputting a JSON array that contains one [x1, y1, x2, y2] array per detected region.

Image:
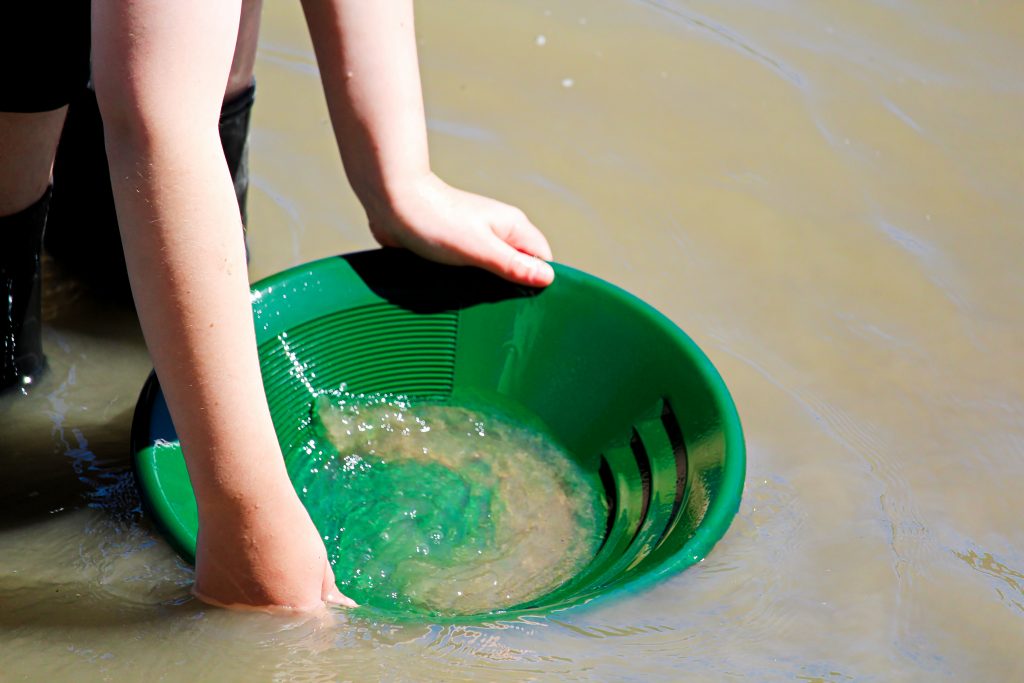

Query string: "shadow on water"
[[0, 256, 149, 528]]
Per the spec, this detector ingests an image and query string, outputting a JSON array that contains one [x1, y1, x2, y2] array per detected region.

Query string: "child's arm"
[[300, 0, 556, 287], [92, 0, 352, 612]]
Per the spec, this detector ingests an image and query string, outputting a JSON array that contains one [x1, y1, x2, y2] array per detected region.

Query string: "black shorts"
[[0, 3, 92, 113]]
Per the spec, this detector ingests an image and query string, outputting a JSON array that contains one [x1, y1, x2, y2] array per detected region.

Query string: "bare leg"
[[221, 0, 263, 230], [0, 110, 65, 216], [226, 0, 263, 102]]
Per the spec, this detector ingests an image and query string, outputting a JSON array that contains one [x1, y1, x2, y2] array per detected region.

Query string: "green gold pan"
[[131, 249, 745, 619]]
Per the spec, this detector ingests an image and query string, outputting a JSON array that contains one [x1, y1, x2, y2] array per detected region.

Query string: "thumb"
[[321, 561, 358, 608], [466, 232, 556, 287]]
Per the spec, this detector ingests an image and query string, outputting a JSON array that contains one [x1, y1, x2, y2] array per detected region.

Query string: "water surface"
[[2, 0, 1022, 680]]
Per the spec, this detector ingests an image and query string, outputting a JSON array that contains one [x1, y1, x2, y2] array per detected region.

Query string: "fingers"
[[467, 232, 556, 287], [449, 203, 553, 286], [368, 178, 556, 287], [493, 207, 554, 262], [321, 561, 358, 608]]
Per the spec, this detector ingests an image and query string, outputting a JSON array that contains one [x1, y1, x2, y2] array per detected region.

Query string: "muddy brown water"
[[2, 1, 1022, 680]]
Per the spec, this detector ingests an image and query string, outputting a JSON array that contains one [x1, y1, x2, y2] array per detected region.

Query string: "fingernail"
[[516, 253, 554, 284], [536, 260, 555, 283]]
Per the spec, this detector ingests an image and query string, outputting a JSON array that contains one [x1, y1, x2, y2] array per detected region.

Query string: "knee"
[[93, 81, 166, 153], [226, 0, 262, 101], [0, 110, 66, 216]]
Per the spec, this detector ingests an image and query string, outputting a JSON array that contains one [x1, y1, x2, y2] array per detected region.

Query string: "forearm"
[[300, 0, 431, 215], [94, 0, 289, 507], [106, 133, 289, 501]]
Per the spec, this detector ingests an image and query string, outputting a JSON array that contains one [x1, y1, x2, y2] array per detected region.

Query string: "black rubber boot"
[[1, 188, 50, 392], [44, 83, 257, 298], [219, 82, 256, 229]]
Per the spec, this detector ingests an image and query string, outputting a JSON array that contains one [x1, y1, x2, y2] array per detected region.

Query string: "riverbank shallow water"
[[2, 1, 1022, 680]]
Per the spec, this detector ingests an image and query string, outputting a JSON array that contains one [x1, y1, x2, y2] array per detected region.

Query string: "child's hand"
[[191, 482, 356, 613], [366, 173, 555, 288]]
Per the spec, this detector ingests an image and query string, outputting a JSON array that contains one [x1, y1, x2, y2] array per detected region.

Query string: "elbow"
[[93, 71, 220, 157]]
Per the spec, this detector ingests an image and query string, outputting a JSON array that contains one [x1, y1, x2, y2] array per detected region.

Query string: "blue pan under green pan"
[[131, 249, 745, 620]]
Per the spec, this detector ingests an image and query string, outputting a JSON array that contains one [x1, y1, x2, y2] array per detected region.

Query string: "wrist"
[[188, 448, 297, 516], [195, 481, 301, 526], [352, 165, 434, 222]]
